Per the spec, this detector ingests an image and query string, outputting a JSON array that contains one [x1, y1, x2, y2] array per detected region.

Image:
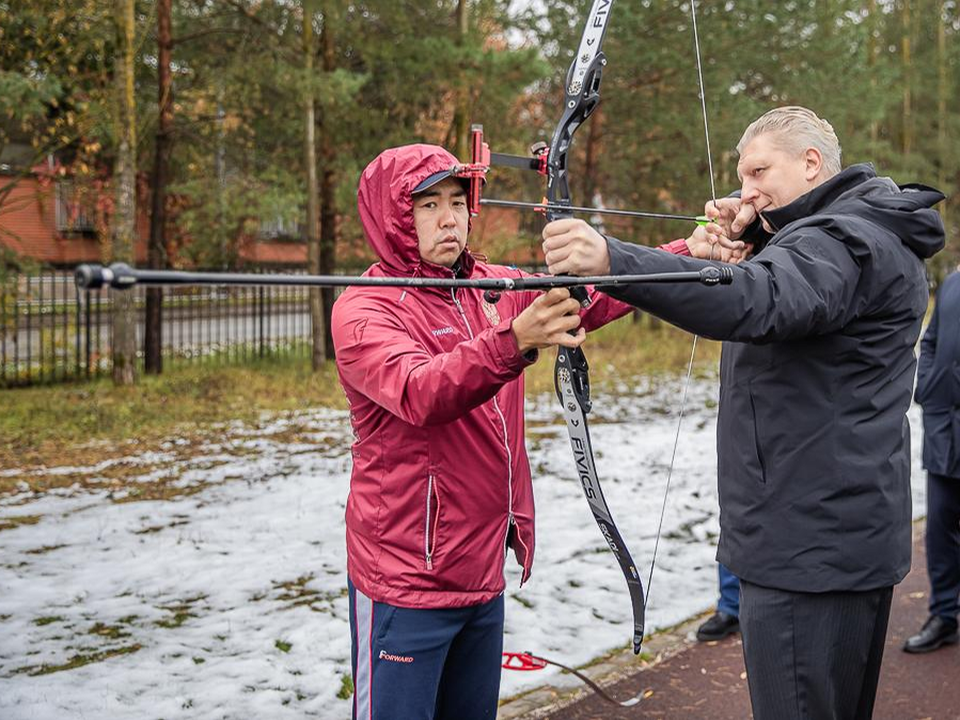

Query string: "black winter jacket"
[[916, 271, 960, 479], [602, 164, 944, 592]]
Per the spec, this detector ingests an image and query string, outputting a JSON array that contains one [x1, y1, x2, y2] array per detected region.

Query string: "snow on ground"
[[0, 377, 927, 720]]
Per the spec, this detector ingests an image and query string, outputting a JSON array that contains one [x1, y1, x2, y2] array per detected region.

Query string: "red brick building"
[[0, 168, 529, 270]]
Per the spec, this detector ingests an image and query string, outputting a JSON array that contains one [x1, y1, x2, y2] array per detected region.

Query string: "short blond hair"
[[737, 106, 842, 177]]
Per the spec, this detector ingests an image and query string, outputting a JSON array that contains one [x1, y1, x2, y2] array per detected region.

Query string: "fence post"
[[258, 286, 264, 358]]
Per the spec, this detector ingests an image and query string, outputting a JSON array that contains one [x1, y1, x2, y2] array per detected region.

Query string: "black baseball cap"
[[412, 169, 469, 194]]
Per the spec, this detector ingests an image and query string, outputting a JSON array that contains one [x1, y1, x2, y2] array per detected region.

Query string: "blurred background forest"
[[0, 0, 958, 382]]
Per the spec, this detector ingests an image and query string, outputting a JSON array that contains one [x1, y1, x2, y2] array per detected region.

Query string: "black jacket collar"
[[761, 163, 877, 232]]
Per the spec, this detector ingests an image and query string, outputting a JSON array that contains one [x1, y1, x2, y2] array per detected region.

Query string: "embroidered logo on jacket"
[[481, 299, 501, 326], [432, 326, 456, 337], [379, 650, 415, 663]]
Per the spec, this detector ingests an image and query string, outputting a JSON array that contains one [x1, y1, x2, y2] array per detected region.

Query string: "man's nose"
[[740, 180, 759, 204], [439, 203, 457, 227]]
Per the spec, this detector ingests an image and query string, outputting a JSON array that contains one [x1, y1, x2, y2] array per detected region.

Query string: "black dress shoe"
[[903, 615, 959, 654], [696, 611, 740, 641]]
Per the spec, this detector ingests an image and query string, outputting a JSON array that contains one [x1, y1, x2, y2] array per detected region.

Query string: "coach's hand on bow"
[[542, 219, 611, 276]]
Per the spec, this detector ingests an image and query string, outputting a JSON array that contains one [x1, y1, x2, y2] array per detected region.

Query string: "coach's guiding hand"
[[542, 218, 612, 276]]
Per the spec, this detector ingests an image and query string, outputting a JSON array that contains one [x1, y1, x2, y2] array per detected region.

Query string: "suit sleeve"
[[914, 290, 940, 406], [332, 296, 535, 427], [600, 228, 862, 344]]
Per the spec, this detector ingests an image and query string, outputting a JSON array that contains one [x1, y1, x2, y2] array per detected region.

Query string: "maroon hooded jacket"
[[331, 144, 633, 609]]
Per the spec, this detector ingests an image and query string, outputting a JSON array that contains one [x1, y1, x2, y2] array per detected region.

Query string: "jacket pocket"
[[748, 389, 768, 484], [424, 473, 441, 570]]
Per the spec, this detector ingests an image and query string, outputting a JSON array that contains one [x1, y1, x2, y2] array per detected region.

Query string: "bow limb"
[[544, 0, 649, 656]]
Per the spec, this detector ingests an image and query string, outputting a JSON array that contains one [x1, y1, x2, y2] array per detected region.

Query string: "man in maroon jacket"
[[332, 143, 724, 720]]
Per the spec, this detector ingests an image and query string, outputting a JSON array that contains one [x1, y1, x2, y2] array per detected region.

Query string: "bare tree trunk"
[[145, 0, 173, 375], [319, 150, 337, 360], [319, 4, 338, 360], [902, 0, 913, 157], [868, 0, 879, 145], [937, 2, 949, 231], [451, 0, 470, 160], [304, 0, 325, 369], [112, 0, 138, 386]]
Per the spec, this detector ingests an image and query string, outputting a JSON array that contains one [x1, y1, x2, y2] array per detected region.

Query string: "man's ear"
[[804, 147, 824, 180]]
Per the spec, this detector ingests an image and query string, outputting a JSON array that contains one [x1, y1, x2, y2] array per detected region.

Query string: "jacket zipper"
[[450, 287, 516, 566], [425, 473, 439, 569]]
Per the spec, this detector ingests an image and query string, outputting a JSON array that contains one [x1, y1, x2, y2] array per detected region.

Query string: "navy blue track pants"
[[348, 578, 504, 720]]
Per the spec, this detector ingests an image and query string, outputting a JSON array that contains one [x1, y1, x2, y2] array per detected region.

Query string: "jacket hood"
[[763, 163, 945, 260], [357, 144, 476, 278]]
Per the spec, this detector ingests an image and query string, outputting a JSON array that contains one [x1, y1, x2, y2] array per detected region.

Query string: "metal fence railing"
[[0, 268, 313, 388]]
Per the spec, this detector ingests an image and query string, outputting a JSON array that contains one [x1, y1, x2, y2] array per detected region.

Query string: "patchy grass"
[[134, 519, 190, 534], [275, 639, 292, 653], [265, 575, 347, 613], [0, 315, 717, 478], [272, 575, 318, 605], [510, 593, 535, 610], [0, 355, 347, 473], [1, 453, 228, 502], [0, 515, 41, 532], [155, 595, 206, 629], [155, 612, 194, 629], [25, 543, 68, 555], [89, 622, 131, 640], [33, 616, 65, 626], [16, 644, 142, 676], [337, 674, 355, 700]]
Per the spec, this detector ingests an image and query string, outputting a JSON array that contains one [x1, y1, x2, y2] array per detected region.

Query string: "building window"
[[55, 182, 96, 233], [258, 215, 304, 240]]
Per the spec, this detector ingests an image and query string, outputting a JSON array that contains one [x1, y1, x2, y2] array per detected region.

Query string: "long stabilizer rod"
[[75, 263, 732, 292]]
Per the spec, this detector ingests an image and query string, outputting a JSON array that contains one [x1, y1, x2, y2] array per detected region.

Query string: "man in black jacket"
[[904, 267, 960, 654], [540, 106, 945, 720]]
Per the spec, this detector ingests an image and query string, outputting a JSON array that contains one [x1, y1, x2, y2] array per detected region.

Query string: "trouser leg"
[[350, 578, 478, 720], [925, 471, 960, 621], [739, 580, 893, 720], [434, 594, 504, 720], [717, 562, 741, 617]]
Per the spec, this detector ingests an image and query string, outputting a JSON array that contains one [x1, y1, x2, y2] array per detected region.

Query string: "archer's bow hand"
[[542, 218, 611, 277], [685, 222, 752, 264], [705, 198, 757, 240], [511, 288, 586, 354]]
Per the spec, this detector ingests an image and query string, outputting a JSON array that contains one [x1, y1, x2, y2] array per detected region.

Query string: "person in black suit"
[[905, 266, 960, 653]]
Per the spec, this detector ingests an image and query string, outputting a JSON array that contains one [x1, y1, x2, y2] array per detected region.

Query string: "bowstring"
[[691, 0, 717, 206], [646, 0, 718, 608]]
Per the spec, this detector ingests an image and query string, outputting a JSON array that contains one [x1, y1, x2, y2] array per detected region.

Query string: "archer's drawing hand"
[[685, 222, 752, 264], [512, 288, 586, 353], [705, 198, 757, 241], [542, 219, 611, 276]]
